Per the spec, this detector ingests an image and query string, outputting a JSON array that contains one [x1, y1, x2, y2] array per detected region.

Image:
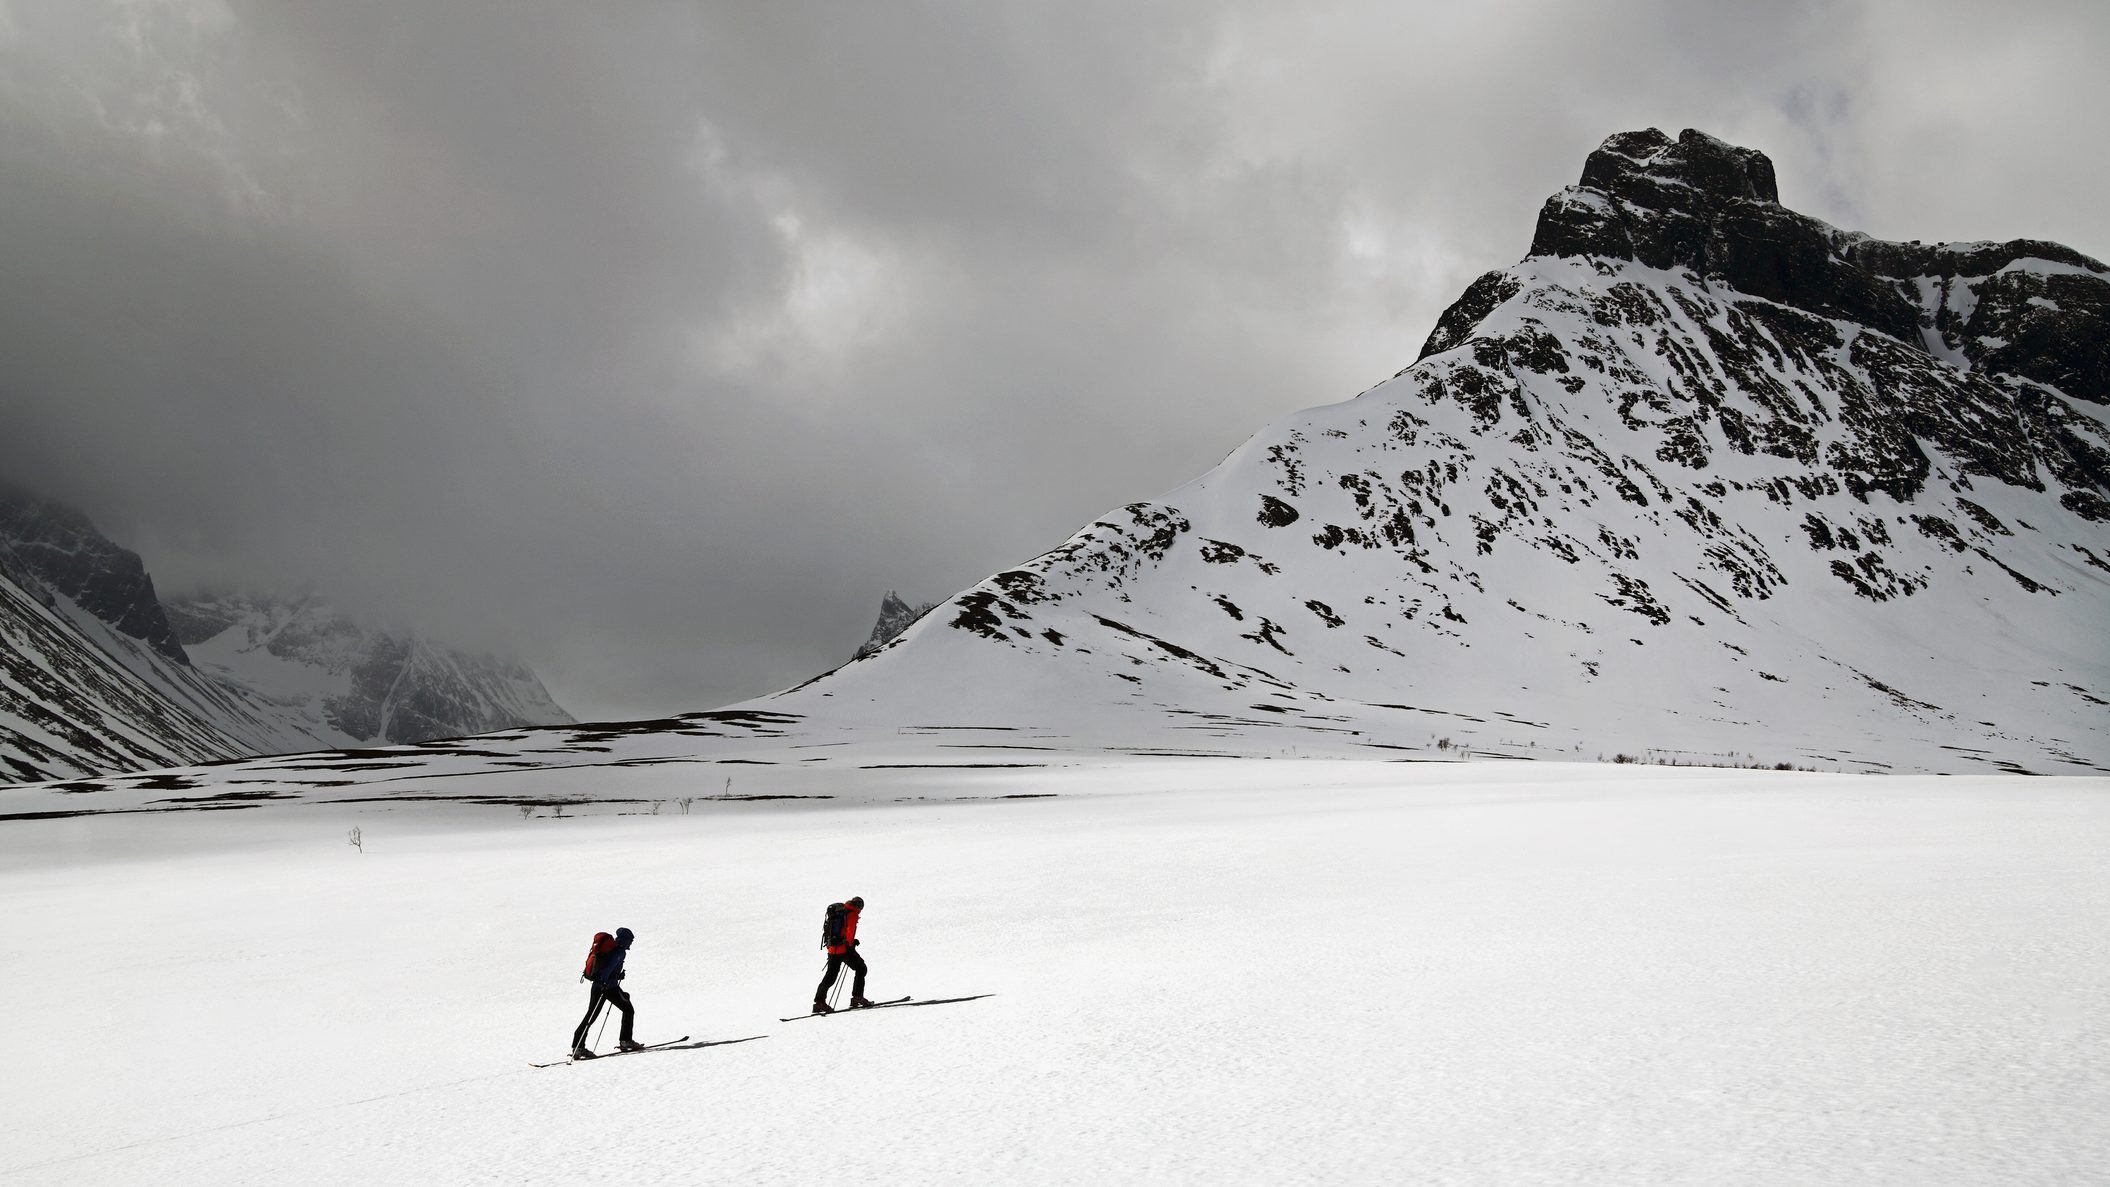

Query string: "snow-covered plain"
[[4, 758, 2106, 1185]]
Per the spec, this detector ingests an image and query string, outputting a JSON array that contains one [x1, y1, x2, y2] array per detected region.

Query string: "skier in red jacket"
[[813, 895, 873, 1013]]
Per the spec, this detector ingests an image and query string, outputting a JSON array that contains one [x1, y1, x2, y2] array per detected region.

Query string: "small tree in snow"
[[347, 826, 363, 854]]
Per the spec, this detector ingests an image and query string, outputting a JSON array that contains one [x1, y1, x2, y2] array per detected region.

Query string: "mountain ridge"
[[753, 128, 2109, 774], [0, 487, 575, 782]]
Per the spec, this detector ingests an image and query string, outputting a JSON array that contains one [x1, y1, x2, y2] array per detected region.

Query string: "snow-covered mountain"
[[0, 562, 247, 783], [0, 488, 332, 779], [851, 591, 939, 661], [0, 485, 573, 781], [164, 589, 575, 746], [760, 129, 2110, 775]]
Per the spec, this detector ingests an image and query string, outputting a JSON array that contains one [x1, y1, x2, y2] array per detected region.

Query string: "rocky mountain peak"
[[1523, 127, 1923, 345], [853, 590, 938, 660], [0, 484, 189, 665], [1427, 129, 2109, 426], [1579, 127, 1780, 205], [764, 128, 2110, 776]]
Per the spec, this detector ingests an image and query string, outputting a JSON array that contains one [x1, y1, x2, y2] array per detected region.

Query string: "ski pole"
[[593, 1000, 611, 1050]]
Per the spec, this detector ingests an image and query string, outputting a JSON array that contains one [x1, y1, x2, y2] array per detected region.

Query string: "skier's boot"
[[851, 996, 876, 1009], [811, 1000, 834, 1015], [618, 1039, 645, 1052], [570, 1046, 595, 1060]]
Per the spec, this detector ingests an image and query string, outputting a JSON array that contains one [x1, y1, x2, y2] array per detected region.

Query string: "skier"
[[812, 896, 873, 1014], [571, 926, 642, 1058]]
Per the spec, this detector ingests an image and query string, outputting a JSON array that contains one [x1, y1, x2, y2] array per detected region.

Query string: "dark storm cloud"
[[1, 0, 2103, 718]]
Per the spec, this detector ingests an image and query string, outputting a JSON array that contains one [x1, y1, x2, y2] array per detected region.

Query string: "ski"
[[531, 1034, 690, 1067], [777, 994, 991, 1022], [781, 995, 911, 1022]]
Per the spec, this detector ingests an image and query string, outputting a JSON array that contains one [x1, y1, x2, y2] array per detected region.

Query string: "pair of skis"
[[780, 994, 911, 1022], [534, 993, 991, 1066], [530, 1034, 763, 1068], [780, 993, 992, 1022]]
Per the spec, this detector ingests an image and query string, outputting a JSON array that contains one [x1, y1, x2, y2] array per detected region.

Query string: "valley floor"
[[2, 759, 2105, 1185]]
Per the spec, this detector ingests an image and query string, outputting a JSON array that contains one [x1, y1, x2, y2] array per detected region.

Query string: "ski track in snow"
[[3, 760, 2107, 1185]]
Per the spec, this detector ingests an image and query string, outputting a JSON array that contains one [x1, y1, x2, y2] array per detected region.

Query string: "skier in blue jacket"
[[570, 927, 641, 1058]]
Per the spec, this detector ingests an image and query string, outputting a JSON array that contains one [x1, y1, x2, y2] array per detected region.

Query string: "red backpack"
[[581, 932, 616, 981]]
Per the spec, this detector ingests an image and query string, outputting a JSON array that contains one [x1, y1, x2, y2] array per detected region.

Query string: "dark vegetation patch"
[[151, 790, 295, 804], [1, 803, 261, 823], [1856, 671, 1944, 714], [1240, 617, 1292, 653], [950, 590, 1024, 642]]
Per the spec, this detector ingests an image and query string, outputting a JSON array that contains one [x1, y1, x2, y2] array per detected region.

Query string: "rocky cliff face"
[[764, 129, 2110, 774], [852, 592, 939, 661], [0, 486, 189, 664]]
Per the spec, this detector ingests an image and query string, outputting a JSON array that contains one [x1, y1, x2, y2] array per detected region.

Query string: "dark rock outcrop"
[[1504, 127, 2110, 404], [0, 485, 189, 664], [852, 591, 938, 660]]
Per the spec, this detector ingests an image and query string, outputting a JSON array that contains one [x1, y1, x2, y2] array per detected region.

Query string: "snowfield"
[[3, 758, 2107, 1185]]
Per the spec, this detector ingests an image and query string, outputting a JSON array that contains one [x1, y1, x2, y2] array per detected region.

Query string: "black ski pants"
[[572, 983, 635, 1048], [815, 948, 868, 1003]]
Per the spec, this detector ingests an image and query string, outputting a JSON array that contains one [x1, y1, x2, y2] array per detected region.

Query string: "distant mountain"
[[0, 486, 574, 782], [852, 592, 939, 660], [762, 129, 2110, 775], [165, 590, 575, 746], [0, 488, 343, 771]]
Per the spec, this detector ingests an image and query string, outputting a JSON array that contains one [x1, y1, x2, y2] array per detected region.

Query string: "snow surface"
[[4, 759, 2106, 1185]]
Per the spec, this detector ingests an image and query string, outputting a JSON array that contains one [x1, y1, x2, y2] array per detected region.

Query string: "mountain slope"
[[758, 129, 2110, 774], [0, 492, 333, 772], [0, 564, 246, 783], [0, 486, 575, 781]]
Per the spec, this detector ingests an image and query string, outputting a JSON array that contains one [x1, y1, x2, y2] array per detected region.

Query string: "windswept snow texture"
[[770, 129, 2110, 775], [1, 762, 2105, 1184]]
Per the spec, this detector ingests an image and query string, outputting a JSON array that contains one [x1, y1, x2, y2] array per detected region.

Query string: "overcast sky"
[[1, 1, 2104, 720]]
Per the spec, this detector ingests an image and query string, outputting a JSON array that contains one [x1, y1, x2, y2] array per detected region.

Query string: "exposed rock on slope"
[[763, 129, 2110, 774], [0, 486, 189, 663], [852, 592, 939, 660]]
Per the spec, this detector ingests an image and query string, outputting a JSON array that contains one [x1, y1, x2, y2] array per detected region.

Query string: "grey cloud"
[[1, 0, 2103, 720]]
